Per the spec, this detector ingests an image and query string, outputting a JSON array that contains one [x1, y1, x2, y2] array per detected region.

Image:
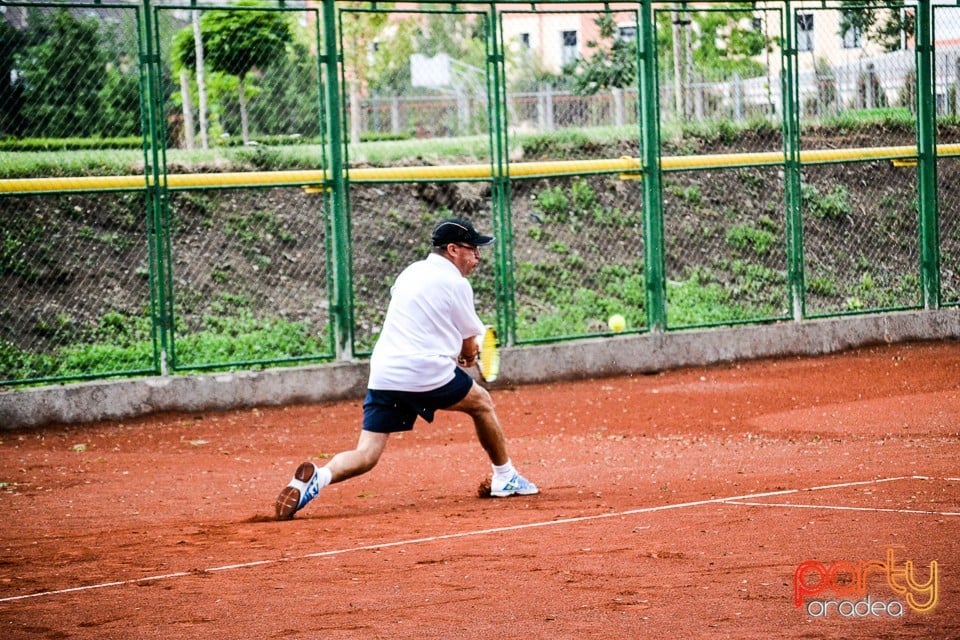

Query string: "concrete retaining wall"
[[1, 309, 957, 430]]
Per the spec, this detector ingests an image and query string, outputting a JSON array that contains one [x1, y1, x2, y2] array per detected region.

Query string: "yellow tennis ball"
[[608, 314, 626, 332]]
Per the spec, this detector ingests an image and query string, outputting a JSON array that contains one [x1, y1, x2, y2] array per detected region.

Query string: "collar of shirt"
[[425, 251, 461, 276]]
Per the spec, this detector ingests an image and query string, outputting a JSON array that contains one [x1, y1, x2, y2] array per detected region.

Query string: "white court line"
[[726, 501, 960, 517], [805, 475, 929, 491], [725, 475, 959, 516], [0, 474, 942, 604]]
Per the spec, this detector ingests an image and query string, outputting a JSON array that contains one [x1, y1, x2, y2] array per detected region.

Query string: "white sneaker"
[[275, 462, 322, 520], [490, 472, 539, 497]]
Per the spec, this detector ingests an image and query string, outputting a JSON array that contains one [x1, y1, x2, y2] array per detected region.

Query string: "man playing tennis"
[[275, 217, 538, 520]]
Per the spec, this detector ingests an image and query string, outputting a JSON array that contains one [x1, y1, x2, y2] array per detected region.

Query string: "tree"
[[172, 21, 212, 149], [416, 12, 487, 66], [506, 37, 559, 94], [566, 14, 638, 95], [0, 20, 27, 137], [17, 9, 107, 138], [368, 18, 418, 96], [197, 1, 292, 144], [689, 10, 766, 79], [362, 12, 495, 137], [570, 8, 766, 98], [247, 38, 322, 138], [339, 6, 390, 144], [97, 12, 143, 139], [654, 7, 768, 117], [192, 9, 211, 149], [172, 28, 197, 148], [413, 13, 489, 136], [839, 2, 914, 53], [97, 61, 141, 137]]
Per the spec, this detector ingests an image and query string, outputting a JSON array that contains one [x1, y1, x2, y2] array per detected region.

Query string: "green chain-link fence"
[[656, 6, 788, 329], [937, 5, 960, 307], [0, 191, 155, 381], [1, 0, 957, 387]]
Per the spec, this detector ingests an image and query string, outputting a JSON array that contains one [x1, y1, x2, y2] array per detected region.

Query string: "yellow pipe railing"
[[2, 144, 959, 195]]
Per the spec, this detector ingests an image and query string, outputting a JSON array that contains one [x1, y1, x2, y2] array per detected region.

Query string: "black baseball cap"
[[431, 218, 494, 247]]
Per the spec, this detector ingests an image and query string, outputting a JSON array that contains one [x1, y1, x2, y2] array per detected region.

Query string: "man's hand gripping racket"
[[476, 325, 500, 382], [459, 325, 499, 383]]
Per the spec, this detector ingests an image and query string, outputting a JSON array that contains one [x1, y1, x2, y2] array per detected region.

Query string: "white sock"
[[492, 460, 515, 479], [316, 465, 333, 489]]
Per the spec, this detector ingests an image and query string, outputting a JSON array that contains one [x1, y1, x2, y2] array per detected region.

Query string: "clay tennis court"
[[1, 340, 958, 639]]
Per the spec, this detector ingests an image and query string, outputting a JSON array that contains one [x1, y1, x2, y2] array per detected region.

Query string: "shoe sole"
[[274, 462, 316, 520], [490, 487, 539, 498]]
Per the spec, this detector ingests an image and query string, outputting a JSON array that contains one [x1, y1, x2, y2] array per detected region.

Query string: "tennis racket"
[[476, 325, 500, 382]]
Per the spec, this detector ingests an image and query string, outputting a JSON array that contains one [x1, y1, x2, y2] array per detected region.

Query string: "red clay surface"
[[1, 340, 958, 639]]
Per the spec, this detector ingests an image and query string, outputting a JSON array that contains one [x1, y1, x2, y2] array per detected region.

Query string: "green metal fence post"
[[140, 0, 171, 374], [488, 5, 515, 344], [638, 0, 665, 331], [323, 0, 354, 360], [781, 1, 805, 321], [915, 0, 940, 310]]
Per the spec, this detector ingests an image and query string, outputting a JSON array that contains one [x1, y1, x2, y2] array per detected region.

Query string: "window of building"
[[617, 25, 637, 42], [797, 13, 814, 52], [797, 13, 813, 51], [519, 32, 531, 49], [842, 25, 862, 49], [561, 30, 578, 66]]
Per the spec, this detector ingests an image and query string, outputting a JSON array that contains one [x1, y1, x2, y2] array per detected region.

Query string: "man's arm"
[[457, 336, 479, 367]]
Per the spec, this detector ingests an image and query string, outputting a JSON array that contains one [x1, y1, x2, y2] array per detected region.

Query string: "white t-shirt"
[[368, 253, 486, 392]]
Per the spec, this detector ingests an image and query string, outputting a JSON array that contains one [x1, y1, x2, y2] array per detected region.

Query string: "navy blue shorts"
[[362, 368, 475, 433]]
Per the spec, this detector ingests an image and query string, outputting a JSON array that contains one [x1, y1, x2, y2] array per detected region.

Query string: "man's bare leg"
[[447, 381, 508, 465], [447, 381, 538, 497], [324, 429, 390, 483], [275, 430, 389, 519]]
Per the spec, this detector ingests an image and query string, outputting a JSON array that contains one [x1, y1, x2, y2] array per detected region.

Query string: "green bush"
[[519, 130, 593, 158], [0, 310, 329, 384], [359, 131, 414, 143], [0, 136, 142, 151], [802, 183, 851, 220], [667, 272, 744, 325], [517, 286, 644, 340], [725, 224, 777, 256], [570, 178, 597, 210], [177, 313, 326, 364], [807, 275, 837, 297], [221, 134, 323, 147], [533, 185, 570, 219]]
